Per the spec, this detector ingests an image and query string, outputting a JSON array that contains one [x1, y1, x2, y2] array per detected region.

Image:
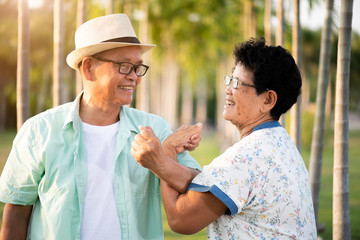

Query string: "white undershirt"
[[80, 121, 122, 240]]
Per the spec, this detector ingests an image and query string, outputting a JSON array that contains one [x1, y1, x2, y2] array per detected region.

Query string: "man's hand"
[[131, 125, 202, 193], [131, 126, 166, 173]]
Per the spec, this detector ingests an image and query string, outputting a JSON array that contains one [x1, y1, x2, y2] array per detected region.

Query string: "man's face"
[[88, 46, 143, 107]]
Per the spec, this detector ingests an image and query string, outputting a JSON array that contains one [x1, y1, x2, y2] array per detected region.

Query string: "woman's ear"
[[261, 90, 277, 113]]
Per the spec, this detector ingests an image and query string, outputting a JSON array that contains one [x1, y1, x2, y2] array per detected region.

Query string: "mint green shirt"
[[0, 93, 201, 240]]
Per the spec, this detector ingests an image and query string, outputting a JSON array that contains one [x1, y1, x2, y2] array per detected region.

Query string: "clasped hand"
[[131, 123, 203, 173]]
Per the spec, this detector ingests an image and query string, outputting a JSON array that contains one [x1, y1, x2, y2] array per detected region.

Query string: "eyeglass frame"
[[224, 75, 256, 89], [91, 56, 149, 77]]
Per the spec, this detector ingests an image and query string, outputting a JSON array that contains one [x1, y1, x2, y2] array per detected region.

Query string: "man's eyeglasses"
[[92, 56, 149, 77], [224, 75, 256, 89]]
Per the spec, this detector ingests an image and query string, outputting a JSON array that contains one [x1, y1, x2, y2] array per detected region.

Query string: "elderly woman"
[[131, 38, 317, 239]]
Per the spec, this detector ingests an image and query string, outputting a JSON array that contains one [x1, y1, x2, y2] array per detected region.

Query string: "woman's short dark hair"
[[233, 37, 302, 120]]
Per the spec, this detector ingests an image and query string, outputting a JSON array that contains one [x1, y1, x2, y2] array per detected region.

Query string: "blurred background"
[[1, 0, 359, 139], [0, 0, 360, 239]]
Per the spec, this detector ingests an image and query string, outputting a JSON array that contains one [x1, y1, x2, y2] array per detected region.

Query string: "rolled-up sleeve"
[[0, 120, 44, 205]]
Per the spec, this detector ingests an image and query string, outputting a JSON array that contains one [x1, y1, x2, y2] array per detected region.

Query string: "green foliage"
[[301, 110, 315, 149], [1, 0, 360, 128]]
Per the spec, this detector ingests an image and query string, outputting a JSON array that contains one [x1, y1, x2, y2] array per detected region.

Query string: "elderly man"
[[0, 14, 201, 240]]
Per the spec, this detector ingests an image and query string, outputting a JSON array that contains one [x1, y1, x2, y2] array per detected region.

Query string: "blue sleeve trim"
[[188, 183, 238, 216]]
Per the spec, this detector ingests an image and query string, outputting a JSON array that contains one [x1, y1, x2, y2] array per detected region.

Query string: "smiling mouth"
[[119, 86, 134, 90], [225, 100, 235, 106]]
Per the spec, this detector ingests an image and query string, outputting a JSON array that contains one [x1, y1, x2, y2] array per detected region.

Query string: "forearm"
[[157, 156, 200, 193], [160, 180, 227, 235], [158, 143, 200, 193], [160, 181, 200, 234], [0, 204, 33, 240]]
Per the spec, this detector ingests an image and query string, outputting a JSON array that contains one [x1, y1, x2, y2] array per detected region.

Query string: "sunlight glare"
[[28, 0, 43, 9]]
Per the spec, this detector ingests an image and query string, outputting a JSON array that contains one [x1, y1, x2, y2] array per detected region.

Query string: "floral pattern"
[[191, 125, 317, 239]]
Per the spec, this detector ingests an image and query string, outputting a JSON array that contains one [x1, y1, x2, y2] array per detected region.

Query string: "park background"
[[0, 0, 360, 239]]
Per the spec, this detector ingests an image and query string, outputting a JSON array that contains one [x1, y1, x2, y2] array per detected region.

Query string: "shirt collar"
[[252, 121, 281, 132], [62, 92, 140, 135], [119, 106, 140, 135], [62, 91, 84, 133]]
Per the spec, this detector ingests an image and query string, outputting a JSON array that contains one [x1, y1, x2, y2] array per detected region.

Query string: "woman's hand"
[[131, 123, 203, 171], [163, 123, 203, 154]]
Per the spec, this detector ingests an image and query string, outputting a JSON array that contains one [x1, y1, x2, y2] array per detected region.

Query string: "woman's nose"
[[225, 85, 232, 95]]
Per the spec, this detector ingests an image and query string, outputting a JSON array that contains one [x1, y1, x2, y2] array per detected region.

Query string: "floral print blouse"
[[188, 121, 317, 239]]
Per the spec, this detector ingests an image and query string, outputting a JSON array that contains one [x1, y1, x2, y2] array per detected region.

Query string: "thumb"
[[138, 126, 156, 140]]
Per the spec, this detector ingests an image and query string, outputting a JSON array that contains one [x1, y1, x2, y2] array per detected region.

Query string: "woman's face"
[[223, 64, 265, 129]]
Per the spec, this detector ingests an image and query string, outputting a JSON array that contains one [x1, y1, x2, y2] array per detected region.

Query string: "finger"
[[187, 122, 203, 135], [175, 146, 185, 153], [131, 138, 142, 150], [131, 146, 138, 156], [133, 133, 147, 145], [131, 146, 140, 160], [186, 141, 199, 148], [138, 126, 156, 140], [190, 133, 201, 141], [131, 148, 146, 167]]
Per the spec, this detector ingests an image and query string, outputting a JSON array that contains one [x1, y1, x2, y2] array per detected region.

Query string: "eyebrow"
[[118, 57, 143, 64]]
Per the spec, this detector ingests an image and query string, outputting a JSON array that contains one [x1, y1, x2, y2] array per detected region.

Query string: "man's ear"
[[80, 57, 94, 81], [261, 90, 277, 113]]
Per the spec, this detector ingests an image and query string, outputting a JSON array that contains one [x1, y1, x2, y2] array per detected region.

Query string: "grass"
[[0, 129, 359, 239]]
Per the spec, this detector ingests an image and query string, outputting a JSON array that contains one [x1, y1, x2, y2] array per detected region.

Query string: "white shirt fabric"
[[81, 121, 122, 240]]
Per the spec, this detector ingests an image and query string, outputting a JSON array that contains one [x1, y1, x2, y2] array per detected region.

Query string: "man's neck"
[[79, 95, 121, 126]]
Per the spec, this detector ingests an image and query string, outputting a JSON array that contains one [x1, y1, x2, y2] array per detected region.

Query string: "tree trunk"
[[243, 0, 256, 39], [75, 0, 86, 95], [0, 89, 6, 131], [333, 0, 353, 239], [180, 78, 193, 125], [123, 0, 132, 17], [196, 77, 207, 126], [149, 59, 162, 116], [136, 1, 150, 112], [17, 0, 30, 130], [276, 0, 286, 127], [308, 0, 334, 230], [53, 0, 64, 107], [106, 0, 114, 15], [36, 68, 50, 114], [216, 58, 227, 142], [161, 51, 179, 129], [264, 0, 272, 44], [275, 0, 284, 46], [290, 0, 302, 152]]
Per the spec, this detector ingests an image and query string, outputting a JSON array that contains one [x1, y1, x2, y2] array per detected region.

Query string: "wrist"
[[162, 140, 177, 159]]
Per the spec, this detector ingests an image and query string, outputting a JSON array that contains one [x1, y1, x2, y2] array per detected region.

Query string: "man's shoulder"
[[23, 102, 73, 129], [31, 102, 72, 120], [124, 107, 169, 126]]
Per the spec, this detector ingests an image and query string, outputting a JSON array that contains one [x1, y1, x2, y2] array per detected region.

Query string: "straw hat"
[[66, 14, 156, 70]]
